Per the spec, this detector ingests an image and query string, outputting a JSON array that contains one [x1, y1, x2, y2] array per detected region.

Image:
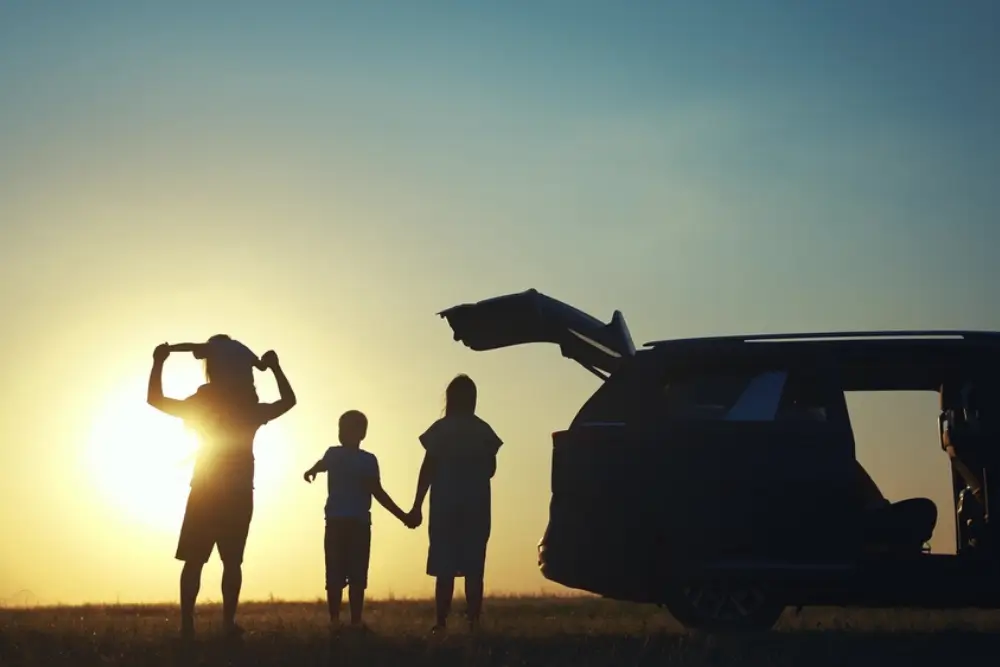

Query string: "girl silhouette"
[[409, 374, 503, 632]]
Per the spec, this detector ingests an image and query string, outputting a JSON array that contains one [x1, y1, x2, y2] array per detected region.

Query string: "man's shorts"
[[175, 482, 254, 565], [325, 517, 371, 590]]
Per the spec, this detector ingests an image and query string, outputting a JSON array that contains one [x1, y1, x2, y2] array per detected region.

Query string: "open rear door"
[[438, 289, 636, 379]]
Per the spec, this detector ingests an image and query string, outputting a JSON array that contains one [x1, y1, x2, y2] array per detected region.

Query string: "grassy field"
[[4, 596, 1000, 666]]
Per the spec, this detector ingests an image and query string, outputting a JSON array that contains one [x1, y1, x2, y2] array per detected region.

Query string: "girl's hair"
[[203, 334, 260, 401], [444, 374, 477, 417]]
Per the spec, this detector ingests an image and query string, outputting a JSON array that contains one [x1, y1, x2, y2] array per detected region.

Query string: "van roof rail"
[[643, 330, 1000, 348]]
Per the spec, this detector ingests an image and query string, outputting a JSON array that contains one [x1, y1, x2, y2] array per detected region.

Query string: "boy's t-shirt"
[[323, 445, 379, 523]]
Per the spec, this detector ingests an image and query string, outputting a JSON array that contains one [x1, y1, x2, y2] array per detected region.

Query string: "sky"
[[1, 1, 999, 606]]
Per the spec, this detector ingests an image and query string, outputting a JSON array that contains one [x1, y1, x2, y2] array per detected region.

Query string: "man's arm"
[[147, 344, 190, 418], [259, 351, 297, 424]]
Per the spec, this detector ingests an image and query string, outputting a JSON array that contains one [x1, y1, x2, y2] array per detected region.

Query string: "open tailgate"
[[438, 289, 636, 379]]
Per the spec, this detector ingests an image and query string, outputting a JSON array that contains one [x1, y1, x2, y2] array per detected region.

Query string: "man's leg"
[[218, 489, 253, 635], [176, 487, 212, 639], [221, 560, 243, 630], [180, 561, 203, 638]]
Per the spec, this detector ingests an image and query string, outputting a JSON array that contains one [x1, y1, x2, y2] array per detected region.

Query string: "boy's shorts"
[[325, 517, 371, 590]]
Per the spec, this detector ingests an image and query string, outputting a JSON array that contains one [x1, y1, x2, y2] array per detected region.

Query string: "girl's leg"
[[465, 576, 484, 626], [435, 576, 455, 628]]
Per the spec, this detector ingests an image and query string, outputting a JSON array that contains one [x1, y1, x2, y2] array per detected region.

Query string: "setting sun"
[[87, 386, 198, 530]]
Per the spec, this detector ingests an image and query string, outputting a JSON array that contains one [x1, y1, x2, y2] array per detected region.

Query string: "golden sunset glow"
[[3, 2, 997, 610], [85, 364, 294, 534], [87, 385, 198, 531]]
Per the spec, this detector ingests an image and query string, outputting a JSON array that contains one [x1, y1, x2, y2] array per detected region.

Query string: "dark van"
[[438, 289, 1000, 631]]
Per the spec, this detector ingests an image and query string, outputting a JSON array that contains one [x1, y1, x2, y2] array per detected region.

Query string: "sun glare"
[[86, 363, 293, 532], [87, 386, 200, 531]]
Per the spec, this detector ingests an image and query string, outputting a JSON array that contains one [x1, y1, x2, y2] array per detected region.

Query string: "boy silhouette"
[[304, 410, 413, 627]]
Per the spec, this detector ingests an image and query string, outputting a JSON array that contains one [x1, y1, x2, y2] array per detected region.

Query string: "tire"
[[664, 580, 785, 632]]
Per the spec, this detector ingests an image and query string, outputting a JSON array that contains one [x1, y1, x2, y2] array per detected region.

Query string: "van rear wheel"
[[664, 580, 784, 632]]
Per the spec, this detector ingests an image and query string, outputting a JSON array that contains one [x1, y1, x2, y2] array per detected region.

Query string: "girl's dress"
[[419, 414, 503, 578]]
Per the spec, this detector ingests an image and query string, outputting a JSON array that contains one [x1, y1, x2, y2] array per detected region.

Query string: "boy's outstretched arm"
[[304, 459, 327, 483]]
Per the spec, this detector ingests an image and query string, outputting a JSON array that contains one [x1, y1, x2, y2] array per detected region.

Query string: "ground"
[[4, 596, 1000, 666]]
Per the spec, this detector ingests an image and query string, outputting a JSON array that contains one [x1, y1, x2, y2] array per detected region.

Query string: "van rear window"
[[663, 370, 789, 421]]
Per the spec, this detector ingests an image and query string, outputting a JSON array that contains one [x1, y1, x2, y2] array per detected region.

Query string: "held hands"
[[404, 507, 423, 529]]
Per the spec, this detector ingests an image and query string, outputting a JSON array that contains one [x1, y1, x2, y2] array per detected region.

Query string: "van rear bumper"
[[537, 528, 660, 603]]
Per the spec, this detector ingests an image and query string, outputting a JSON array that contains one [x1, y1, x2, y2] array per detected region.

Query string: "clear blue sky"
[[1, 1, 998, 603]]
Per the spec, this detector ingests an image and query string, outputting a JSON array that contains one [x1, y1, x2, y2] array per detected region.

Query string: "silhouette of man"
[[147, 335, 296, 640]]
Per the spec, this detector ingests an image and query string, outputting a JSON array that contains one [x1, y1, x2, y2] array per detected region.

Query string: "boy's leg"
[[348, 585, 365, 625], [328, 587, 344, 625], [347, 520, 371, 626], [325, 520, 348, 624]]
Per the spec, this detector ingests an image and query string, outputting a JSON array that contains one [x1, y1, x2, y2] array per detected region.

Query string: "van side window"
[[663, 370, 788, 421], [775, 372, 838, 422]]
